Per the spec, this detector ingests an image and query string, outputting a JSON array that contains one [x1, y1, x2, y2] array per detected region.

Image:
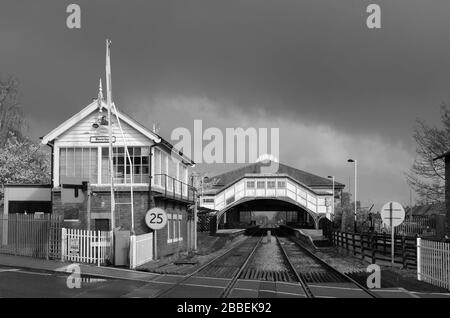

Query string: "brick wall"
[[52, 190, 87, 229], [153, 199, 188, 258]]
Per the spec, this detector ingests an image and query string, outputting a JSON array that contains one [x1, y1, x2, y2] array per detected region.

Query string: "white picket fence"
[[417, 238, 450, 290], [61, 228, 112, 266], [130, 232, 153, 269]]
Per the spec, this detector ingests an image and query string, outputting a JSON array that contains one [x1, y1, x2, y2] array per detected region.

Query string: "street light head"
[[327, 175, 333, 179], [347, 159, 355, 163]]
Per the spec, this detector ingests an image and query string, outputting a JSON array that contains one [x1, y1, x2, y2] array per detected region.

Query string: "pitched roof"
[[40, 100, 161, 145], [405, 202, 446, 216], [208, 161, 345, 190], [40, 99, 194, 165]]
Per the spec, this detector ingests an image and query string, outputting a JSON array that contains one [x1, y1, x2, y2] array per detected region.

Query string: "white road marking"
[[398, 287, 420, 298], [180, 283, 224, 289], [410, 291, 450, 296], [0, 268, 20, 273], [375, 288, 410, 293], [232, 287, 306, 297], [308, 284, 363, 291], [15, 270, 52, 276], [193, 276, 231, 281], [231, 287, 259, 293]]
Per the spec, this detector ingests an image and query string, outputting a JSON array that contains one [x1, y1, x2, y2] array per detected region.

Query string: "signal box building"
[[41, 83, 195, 258]]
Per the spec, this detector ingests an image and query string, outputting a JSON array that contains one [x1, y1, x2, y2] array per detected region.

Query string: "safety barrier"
[[417, 238, 450, 290], [153, 174, 195, 203]]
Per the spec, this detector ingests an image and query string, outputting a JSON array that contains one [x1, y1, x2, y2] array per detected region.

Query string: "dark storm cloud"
[[1, 0, 449, 138], [1, 0, 449, 207]]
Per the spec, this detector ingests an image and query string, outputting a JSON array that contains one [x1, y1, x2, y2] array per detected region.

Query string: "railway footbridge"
[[198, 161, 345, 233]]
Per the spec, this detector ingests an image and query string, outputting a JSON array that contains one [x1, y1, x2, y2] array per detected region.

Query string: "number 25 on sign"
[[145, 207, 168, 230]]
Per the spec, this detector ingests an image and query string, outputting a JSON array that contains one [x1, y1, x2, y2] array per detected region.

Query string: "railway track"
[[155, 228, 378, 298], [275, 231, 378, 298], [155, 232, 263, 298]]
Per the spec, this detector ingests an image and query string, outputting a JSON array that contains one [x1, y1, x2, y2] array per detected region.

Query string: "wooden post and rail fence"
[[332, 231, 417, 268]]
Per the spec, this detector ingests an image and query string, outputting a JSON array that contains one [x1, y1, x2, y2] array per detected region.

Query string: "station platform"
[[216, 229, 246, 237], [279, 225, 331, 247], [215, 226, 260, 238]]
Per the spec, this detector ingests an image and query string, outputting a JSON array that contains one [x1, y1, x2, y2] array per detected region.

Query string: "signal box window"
[[101, 146, 149, 184], [60, 147, 98, 183]]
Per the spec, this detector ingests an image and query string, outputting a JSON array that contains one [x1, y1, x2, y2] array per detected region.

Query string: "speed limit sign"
[[145, 207, 168, 230]]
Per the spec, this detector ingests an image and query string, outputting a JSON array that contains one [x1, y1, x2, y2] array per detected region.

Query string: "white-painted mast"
[[112, 102, 135, 234], [105, 39, 135, 235], [106, 39, 115, 232]]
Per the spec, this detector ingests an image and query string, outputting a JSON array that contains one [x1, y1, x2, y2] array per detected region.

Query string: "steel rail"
[[275, 232, 315, 298], [280, 229, 379, 298], [155, 229, 260, 298], [220, 235, 263, 298]]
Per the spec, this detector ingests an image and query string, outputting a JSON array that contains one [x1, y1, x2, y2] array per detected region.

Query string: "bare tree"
[[0, 75, 23, 146], [190, 172, 220, 194], [406, 104, 450, 204]]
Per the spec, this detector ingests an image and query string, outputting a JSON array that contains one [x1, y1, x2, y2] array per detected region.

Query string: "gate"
[[0, 214, 62, 259], [130, 232, 153, 269], [61, 228, 112, 266]]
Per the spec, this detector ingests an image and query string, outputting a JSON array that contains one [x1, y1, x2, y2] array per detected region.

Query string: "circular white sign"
[[145, 207, 168, 230], [380, 201, 405, 227]]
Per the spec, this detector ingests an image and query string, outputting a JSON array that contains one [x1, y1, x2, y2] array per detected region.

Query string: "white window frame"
[[58, 146, 99, 185], [98, 145, 151, 186], [167, 213, 183, 243], [167, 214, 173, 244]]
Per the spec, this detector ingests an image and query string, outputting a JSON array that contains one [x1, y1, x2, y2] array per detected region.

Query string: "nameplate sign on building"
[[90, 136, 116, 143]]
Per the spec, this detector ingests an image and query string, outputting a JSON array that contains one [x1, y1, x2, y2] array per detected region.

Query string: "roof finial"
[[97, 78, 104, 111]]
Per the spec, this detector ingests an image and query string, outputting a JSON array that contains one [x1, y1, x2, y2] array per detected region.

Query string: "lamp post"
[[347, 159, 357, 233], [327, 176, 335, 221]]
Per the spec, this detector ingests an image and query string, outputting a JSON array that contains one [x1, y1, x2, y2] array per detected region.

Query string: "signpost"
[[145, 208, 167, 261], [380, 201, 405, 266], [145, 207, 168, 230]]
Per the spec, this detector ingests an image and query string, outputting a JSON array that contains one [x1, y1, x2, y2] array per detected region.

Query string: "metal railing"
[[153, 174, 195, 203], [0, 214, 62, 259]]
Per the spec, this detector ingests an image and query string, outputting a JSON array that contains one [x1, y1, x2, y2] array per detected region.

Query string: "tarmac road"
[[0, 265, 147, 298], [1, 265, 450, 298]]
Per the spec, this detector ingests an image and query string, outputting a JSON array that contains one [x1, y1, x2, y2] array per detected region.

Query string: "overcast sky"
[[1, 0, 450, 209]]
